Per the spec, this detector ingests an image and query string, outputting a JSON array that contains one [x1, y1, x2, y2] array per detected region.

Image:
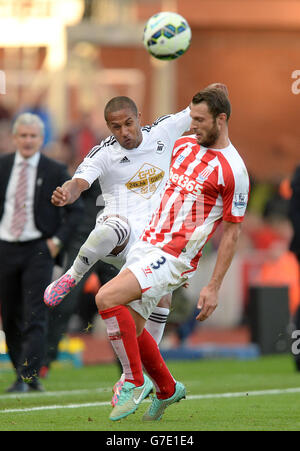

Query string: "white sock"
[[145, 306, 170, 345], [69, 219, 129, 280]]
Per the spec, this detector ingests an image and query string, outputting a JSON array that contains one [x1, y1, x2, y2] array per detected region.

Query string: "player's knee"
[[157, 293, 172, 309], [103, 216, 131, 256], [88, 216, 131, 257], [95, 285, 117, 311], [91, 223, 116, 246]]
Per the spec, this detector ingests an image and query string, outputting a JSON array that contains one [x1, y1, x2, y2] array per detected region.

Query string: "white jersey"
[[73, 107, 191, 240]]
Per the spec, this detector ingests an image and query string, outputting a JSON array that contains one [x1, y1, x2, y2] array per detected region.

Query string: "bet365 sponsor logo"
[[169, 167, 203, 196], [0, 71, 6, 95]]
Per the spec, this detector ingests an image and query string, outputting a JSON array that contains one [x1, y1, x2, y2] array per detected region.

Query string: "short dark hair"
[[104, 96, 138, 121], [192, 88, 231, 121]]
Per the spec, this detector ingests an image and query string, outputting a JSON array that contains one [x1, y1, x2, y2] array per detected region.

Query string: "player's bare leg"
[[146, 293, 171, 344]]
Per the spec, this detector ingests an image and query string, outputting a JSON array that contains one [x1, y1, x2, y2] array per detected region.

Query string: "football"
[[143, 11, 192, 60]]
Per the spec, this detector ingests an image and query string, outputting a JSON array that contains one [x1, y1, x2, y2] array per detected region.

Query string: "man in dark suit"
[[0, 112, 83, 392], [289, 165, 300, 371], [41, 181, 119, 376]]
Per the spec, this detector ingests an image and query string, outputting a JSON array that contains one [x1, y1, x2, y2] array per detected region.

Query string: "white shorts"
[[123, 241, 195, 320]]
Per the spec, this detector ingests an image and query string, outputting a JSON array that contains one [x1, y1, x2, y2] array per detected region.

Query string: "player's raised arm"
[[51, 178, 90, 207]]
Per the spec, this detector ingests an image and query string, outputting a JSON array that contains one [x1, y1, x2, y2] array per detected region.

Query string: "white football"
[[143, 11, 192, 60]]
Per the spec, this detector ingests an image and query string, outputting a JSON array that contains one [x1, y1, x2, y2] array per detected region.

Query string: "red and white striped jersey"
[[141, 135, 250, 272]]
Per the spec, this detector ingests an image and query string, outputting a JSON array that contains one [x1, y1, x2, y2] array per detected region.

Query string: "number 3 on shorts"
[[150, 256, 166, 270]]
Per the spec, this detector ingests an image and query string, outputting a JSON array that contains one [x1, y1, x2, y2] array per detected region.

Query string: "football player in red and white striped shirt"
[[96, 88, 250, 421]]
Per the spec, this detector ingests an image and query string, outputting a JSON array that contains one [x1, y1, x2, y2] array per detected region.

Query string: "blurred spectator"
[[254, 247, 299, 317], [83, 0, 94, 18], [17, 91, 54, 148], [288, 165, 300, 371], [246, 178, 292, 252], [0, 113, 83, 392], [235, 177, 295, 320], [246, 175, 299, 328], [246, 175, 274, 217], [0, 100, 14, 154], [289, 168, 300, 263], [263, 181, 290, 221], [0, 120, 14, 154], [61, 111, 105, 172], [0, 100, 12, 121]]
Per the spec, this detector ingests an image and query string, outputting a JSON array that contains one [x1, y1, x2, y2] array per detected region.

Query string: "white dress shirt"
[[0, 151, 43, 242]]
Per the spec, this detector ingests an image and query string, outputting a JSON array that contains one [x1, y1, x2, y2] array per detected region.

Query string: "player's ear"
[[137, 111, 142, 125], [217, 112, 228, 124]]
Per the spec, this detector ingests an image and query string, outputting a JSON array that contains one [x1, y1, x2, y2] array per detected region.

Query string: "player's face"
[[106, 108, 143, 150], [190, 102, 220, 147], [13, 124, 44, 158]]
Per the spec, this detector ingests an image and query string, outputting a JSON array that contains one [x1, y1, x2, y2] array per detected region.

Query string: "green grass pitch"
[[0, 354, 300, 431]]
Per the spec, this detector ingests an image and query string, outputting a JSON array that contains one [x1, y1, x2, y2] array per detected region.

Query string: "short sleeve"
[[222, 167, 250, 222], [170, 106, 192, 137], [72, 144, 108, 186]]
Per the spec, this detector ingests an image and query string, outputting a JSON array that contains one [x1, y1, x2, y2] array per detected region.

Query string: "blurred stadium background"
[[0, 0, 300, 367]]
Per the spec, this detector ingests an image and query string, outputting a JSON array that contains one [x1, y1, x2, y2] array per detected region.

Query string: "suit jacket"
[[0, 152, 83, 259], [289, 165, 300, 262]]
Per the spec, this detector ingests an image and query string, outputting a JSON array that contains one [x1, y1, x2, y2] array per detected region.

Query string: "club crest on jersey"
[[196, 165, 215, 183], [175, 154, 186, 165], [126, 163, 165, 199], [156, 140, 165, 154]]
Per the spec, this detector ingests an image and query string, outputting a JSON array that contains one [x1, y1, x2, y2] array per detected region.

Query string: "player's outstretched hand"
[[196, 285, 218, 321], [51, 186, 70, 207]]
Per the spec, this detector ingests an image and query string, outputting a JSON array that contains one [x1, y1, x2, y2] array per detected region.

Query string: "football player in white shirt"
[[44, 96, 191, 340], [90, 88, 249, 422], [44, 85, 228, 406]]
